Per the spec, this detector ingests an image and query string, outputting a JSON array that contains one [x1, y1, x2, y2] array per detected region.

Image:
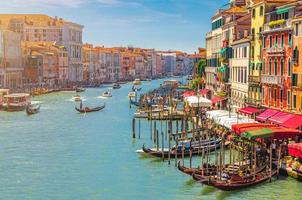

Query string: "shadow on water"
[[200, 185, 216, 195], [184, 178, 196, 187], [216, 191, 234, 200]]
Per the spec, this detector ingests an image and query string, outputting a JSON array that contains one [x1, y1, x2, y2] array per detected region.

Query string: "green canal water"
[[0, 78, 301, 200]]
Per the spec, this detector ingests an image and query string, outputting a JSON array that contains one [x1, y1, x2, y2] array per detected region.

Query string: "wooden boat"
[[102, 91, 112, 97], [75, 104, 105, 113], [178, 162, 217, 176], [76, 88, 85, 93], [112, 83, 121, 89], [207, 169, 278, 191], [192, 161, 267, 185], [142, 138, 221, 159], [26, 104, 40, 115]]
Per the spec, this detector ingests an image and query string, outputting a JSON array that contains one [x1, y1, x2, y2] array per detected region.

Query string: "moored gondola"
[[141, 138, 221, 159], [208, 169, 278, 191], [75, 103, 105, 113]]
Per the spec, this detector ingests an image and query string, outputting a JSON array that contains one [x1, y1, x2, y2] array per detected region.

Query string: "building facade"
[[0, 29, 23, 89]]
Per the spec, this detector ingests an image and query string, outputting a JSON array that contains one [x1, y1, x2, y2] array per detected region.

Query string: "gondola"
[[142, 138, 221, 159], [26, 104, 40, 115], [75, 104, 105, 113], [207, 169, 278, 191], [179, 160, 253, 176], [178, 162, 217, 176]]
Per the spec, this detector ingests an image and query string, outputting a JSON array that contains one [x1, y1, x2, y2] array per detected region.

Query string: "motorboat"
[[133, 79, 142, 85], [26, 104, 40, 115], [73, 94, 82, 102], [128, 91, 136, 98], [112, 83, 121, 89], [102, 91, 112, 98]]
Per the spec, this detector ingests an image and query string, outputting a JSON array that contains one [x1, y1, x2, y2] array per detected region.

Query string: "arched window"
[[260, 6, 264, 16], [281, 58, 284, 75], [288, 58, 292, 76], [274, 58, 278, 75], [269, 58, 272, 75], [262, 59, 266, 74]]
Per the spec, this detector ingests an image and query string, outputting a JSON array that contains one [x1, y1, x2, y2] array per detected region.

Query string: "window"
[[269, 36, 273, 48], [296, 23, 299, 36], [252, 9, 256, 18], [287, 91, 291, 107], [274, 89, 277, 106], [281, 34, 284, 47], [269, 58, 272, 75], [294, 46, 299, 63], [281, 59, 284, 75], [289, 32, 292, 46], [288, 58, 292, 76], [275, 35, 278, 47], [262, 59, 266, 74], [274, 59, 278, 75], [252, 28, 255, 39], [280, 89, 283, 105], [263, 36, 266, 48], [259, 27, 262, 33], [243, 47, 247, 58], [269, 88, 271, 105], [260, 6, 264, 16]]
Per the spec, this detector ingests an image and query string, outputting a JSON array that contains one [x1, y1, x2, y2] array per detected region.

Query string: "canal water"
[[0, 78, 301, 200]]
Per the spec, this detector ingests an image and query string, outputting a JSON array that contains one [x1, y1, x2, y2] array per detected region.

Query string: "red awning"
[[288, 143, 302, 159], [268, 111, 295, 125], [211, 96, 226, 104], [232, 123, 277, 135], [269, 127, 302, 140], [256, 109, 279, 122], [239, 107, 261, 115], [183, 90, 195, 98], [281, 115, 302, 129], [199, 89, 210, 95]]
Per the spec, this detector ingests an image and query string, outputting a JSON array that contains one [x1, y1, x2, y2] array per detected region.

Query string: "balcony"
[[266, 47, 285, 56], [261, 75, 284, 85], [248, 75, 260, 84], [292, 84, 302, 91], [263, 19, 291, 32]]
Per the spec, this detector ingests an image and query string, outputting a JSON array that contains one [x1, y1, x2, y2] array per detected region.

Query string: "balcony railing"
[[248, 75, 260, 83], [266, 47, 285, 55], [263, 19, 291, 32], [261, 75, 284, 85]]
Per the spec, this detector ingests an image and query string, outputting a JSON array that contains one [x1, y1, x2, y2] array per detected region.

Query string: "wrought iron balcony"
[[261, 75, 284, 85]]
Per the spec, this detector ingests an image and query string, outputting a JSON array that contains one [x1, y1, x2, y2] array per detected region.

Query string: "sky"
[[0, 0, 228, 53]]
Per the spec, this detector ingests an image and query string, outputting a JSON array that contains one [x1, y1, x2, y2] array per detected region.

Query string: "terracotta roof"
[[224, 6, 247, 14], [0, 14, 67, 27]]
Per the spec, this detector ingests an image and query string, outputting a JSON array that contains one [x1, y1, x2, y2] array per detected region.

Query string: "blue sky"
[[0, 0, 228, 53]]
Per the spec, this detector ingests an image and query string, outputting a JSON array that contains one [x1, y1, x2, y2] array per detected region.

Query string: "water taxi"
[[133, 79, 142, 85], [2, 93, 31, 111]]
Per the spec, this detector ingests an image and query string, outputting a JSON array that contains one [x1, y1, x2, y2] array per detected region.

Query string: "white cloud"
[[2, 0, 89, 8], [97, 0, 141, 7]]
